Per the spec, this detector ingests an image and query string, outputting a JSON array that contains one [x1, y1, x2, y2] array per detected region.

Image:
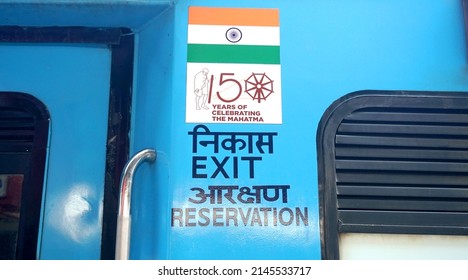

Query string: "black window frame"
[[317, 90, 468, 259], [0, 92, 49, 259]]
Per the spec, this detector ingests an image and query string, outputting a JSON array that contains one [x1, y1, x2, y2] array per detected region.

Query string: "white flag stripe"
[[188, 24, 280, 46]]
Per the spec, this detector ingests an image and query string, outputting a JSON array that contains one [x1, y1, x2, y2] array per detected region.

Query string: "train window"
[[317, 90, 468, 259], [0, 92, 49, 259]]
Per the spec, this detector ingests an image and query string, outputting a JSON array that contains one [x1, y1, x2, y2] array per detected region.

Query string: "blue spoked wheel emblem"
[[226, 27, 242, 43]]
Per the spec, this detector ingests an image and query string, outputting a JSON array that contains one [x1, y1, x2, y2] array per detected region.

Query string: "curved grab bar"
[[115, 148, 156, 260]]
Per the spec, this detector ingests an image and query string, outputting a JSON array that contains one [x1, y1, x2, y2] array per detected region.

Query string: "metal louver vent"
[[336, 107, 468, 233], [0, 107, 35, 152], [318, 90, 468, 259]]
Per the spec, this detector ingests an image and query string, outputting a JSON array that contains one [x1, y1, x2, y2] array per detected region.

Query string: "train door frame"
[[0, 26, 134, 259]]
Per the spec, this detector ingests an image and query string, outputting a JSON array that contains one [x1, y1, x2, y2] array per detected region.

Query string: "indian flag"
[[187, 6, 280, 64]]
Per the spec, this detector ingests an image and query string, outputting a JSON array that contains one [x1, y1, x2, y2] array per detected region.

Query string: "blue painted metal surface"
[[1, 0, 468, 259], [0, 0, 172, 28], [0, 44, 111, 259], [129, 0, 468, 259]]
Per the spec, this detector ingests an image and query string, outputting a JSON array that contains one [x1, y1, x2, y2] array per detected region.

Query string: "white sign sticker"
[[186, 7, 282, 124]]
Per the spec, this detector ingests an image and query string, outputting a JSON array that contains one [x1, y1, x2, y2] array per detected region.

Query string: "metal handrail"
[[115, 148, 156, 260]]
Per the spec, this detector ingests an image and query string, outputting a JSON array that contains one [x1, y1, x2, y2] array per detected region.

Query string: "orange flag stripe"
[[188, 6, 279, 27]]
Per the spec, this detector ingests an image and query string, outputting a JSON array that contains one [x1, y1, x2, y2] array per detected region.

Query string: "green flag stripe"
[[188, 44, 280, 64]]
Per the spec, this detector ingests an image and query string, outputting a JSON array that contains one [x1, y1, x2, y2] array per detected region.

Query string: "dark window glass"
[[0, 92, 49, 259], [0, 175, 24, 259]]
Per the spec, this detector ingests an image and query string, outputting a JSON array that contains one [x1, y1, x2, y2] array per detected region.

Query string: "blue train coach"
[[1, 0, 468, 259]]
